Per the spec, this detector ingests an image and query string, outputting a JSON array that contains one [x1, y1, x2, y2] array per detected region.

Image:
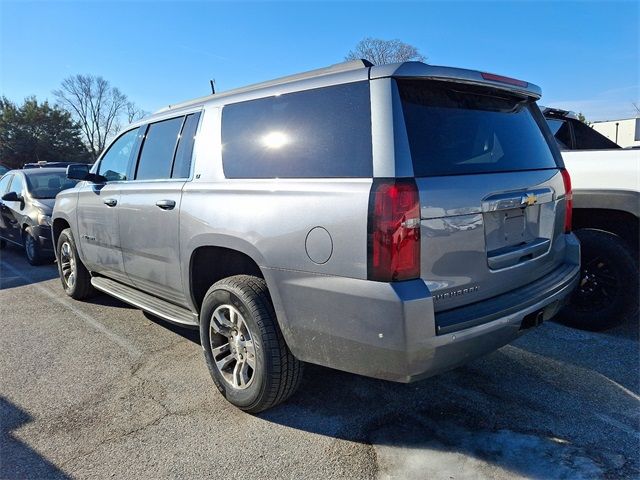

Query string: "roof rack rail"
[[155, 59, 373, 114]]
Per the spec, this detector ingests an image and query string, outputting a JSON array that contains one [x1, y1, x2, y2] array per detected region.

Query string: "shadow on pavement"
[[142, 311, 201, 344], [0, 247, 58, 290], [603, 313, 640, 342], [84, 292, 136, 309], [0, 397, 71, 480], [258, 324, 639, 478]]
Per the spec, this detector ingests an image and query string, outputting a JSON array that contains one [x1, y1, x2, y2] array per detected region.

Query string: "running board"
[[91, 276, 199, 327]]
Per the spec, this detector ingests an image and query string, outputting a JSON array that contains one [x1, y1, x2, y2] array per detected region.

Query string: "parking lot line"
[[2, 260, 142, 358]]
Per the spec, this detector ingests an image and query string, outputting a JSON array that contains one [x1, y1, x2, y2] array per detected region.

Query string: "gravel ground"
[[1, 245, 638, 479]]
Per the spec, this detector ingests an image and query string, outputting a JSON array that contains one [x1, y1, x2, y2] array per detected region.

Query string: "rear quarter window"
[[221, 82, 373, 178], [398, 80, 559, 176]]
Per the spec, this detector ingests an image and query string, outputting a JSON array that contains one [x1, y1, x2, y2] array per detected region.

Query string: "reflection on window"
[[98, 128, 139, 181], [261, 131, 290, 149]]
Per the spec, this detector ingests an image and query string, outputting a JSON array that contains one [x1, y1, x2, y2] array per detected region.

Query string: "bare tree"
[[345, 37, 426, 65], [126, 101, 147, 124], [54, 74, 136, 160]]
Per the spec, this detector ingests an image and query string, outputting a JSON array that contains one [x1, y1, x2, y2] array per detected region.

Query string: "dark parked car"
[[0, 168, 78, 265]]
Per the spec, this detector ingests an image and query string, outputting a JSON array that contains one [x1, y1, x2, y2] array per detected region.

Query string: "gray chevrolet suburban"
[[52, 60, 580, 412]]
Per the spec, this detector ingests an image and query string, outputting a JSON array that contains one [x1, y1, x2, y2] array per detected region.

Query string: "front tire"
[[24, 227, 47, 266], [200, 275, 303, 413], [56, 228, 94, 300], [560, 229, 639, 330]]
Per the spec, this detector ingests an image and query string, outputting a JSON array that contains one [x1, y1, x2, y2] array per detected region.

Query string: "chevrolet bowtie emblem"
[[521, 193, 538, 207]]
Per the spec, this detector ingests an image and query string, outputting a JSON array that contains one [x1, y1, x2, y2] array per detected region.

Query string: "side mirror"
[[67, 163, 105, 183], [1, 191, 20, 202]]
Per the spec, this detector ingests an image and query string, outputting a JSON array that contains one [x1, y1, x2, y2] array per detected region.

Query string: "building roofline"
[[591, 117, 640, 124]]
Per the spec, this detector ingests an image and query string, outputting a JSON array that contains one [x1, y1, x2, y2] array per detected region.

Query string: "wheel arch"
[[189, 245, 266, 314], [572, 208, 639, 253], [52, 217, 71, 248]]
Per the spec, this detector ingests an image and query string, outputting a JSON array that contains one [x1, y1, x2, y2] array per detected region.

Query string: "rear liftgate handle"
[[155, 199, 176, 210]]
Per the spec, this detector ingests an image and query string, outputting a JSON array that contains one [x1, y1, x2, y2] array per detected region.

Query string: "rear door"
[[118, 112, 200, 307], [396, 79, 569, 313]]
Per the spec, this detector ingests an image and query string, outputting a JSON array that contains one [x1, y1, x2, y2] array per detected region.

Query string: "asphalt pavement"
[[1, 245, 638, 479]]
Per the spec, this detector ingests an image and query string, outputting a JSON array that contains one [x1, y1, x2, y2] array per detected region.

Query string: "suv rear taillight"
[[368, 179, 421, 281], [561, 168, 573, 233]]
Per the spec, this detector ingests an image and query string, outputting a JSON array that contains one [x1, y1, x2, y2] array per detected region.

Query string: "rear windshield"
[[25, 171, 78, 199], [398, 80, 558, 176]]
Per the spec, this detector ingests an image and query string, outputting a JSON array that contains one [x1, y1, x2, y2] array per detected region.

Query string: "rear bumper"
[[264, 233, 580, 382], [406, 264, 579, 382]]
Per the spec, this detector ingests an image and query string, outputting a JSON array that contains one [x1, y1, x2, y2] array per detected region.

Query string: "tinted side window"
[[0, 175, 12, 195], [98, 128, 139, 181], [136, 117, 184, 180], [172, 112, 201, 178], [222, 82, 373, 178]]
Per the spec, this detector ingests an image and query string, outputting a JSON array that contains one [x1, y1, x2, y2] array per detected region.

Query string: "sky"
[[1, 0, 638, 122]]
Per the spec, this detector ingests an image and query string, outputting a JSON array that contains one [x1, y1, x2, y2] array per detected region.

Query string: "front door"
[[76, 183, 127, 282], [1, 174, 26, 243], [0, 174, 16, 242], [76, 128, 140, 283]]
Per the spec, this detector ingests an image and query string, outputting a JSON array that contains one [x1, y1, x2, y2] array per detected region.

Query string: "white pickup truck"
[[544, 108, 639, 330]]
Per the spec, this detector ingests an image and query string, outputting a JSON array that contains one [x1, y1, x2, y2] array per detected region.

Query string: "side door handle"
[[155, 199, 176, 210], [103, 198, 117, 207]]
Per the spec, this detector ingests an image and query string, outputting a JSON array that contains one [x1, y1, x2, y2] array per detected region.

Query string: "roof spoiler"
[[371, 62, 542, 99]]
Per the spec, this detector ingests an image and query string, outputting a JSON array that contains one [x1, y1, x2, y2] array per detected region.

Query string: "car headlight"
[[37, 212, 52, 226]]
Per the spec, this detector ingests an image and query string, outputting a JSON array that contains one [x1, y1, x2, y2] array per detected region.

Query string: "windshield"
[[25, 171, 78, 199], [398, 79, 559, 176]]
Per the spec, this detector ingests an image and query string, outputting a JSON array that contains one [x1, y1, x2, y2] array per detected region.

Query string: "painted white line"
[[595, 372, 640, 403], [2, 260, 142, 358], [595, 413, 640, 441]]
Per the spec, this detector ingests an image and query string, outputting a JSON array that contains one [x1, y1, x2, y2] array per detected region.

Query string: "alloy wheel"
[[209, 304, 256, 390], [59, 241, 77, 290]]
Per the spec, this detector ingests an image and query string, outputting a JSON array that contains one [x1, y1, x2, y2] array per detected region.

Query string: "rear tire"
[[200, 275, 303, 413], [56, 228, 94, 300], [559, 229, 639, 331]]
